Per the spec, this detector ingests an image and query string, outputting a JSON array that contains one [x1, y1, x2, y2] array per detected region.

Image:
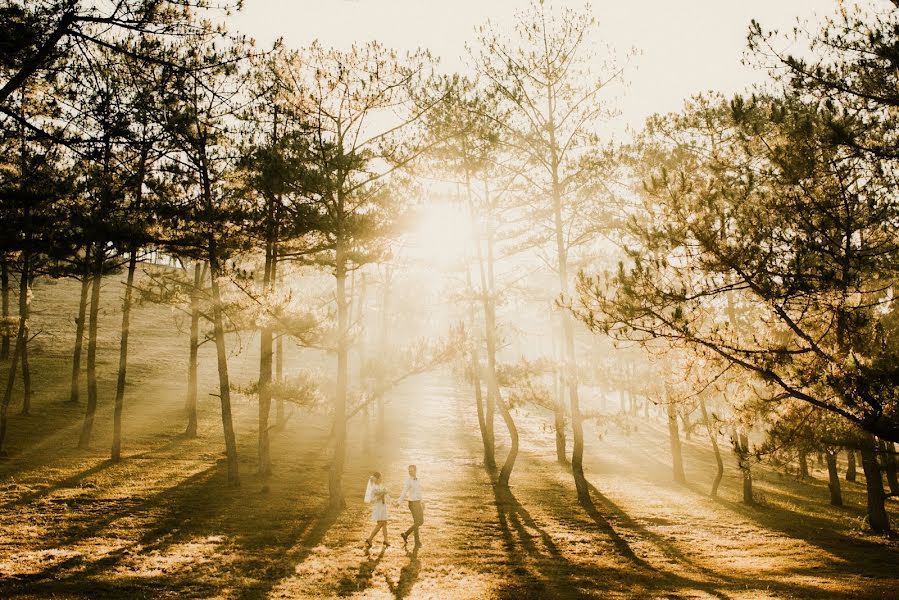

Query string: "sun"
[[407, 199, 473, 271]]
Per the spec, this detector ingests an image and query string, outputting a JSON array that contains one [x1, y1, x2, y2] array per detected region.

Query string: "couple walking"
[[363, 464, 424, 551]]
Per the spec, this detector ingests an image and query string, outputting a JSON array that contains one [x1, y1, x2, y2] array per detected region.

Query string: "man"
[[397, 464, 424, 547]]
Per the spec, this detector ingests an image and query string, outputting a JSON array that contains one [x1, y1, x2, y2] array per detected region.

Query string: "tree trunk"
[[735, 429, 754, 504], [551, 323, 567, 465], [0, 254, 29, 453], [1, 256, 9, 360], [68, 274, 90, 403], [19, 277, 31, 416], [110, 250, 137, 461], [666, 383, 686, 484], [77, 268, 102, 449], [699, 396, 723, 497], [846, 446, 857, 481], [463, 173, 495, 469], [328, 242, 349, 509], [825, 450, 843, 506], [184, 262, 203, 438], [209, 251, 239, 486], [0, 319, 24, 453], [258, 241, 274, 478], [799, 452, 810, 480], [482, 181, 517, 487], [860, 439, 890, 533], [466, 269, 493, 469], [272, 252, 285, 430], [880, 440, 899, 495]]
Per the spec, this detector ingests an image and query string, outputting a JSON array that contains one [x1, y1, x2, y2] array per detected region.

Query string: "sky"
[[229, 0, 833, 135]]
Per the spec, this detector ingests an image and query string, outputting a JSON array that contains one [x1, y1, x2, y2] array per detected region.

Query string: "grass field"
[[0, 275, 897, 599]]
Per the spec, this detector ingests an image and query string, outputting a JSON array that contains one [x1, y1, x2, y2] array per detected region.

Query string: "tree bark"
[[846, 445, 857, 481], [77, 266, 102, 449], [825, 450, 843, 506], [551, 322, 567, 465], [466, 268, 493, 469], [0, 251, 29, 453], [209, 250, 239, 486], [258, 240, 274, 478], [699, 396, 723, 497], [272, 245, 285, 431], [1, 256, 9, 360], [799, 451, 810, 480], [0, 315, 24, 453], [19, 275, 31, 416], [481, 180, 517, 487], [328, 239, 349, 509], [880, 439, 899, 495], [666, 382, 686, 484], [68, 273, 90, 403], [860, 438, 890, 533], [735, 429, 754, 504], [110, 249, 137, 461], [463, 170, 495, 469], [184, 262, 203, 438]]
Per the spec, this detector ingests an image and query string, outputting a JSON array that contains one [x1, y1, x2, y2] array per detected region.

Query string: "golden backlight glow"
[[407, 200, 473, 272]]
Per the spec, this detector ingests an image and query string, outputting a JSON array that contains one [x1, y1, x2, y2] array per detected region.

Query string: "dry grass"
[[0, 275, 897, 599]]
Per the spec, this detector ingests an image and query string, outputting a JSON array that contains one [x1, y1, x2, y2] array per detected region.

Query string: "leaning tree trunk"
[[666, 383, 686, 484], [328, 241, 350, 510], [110, 249, 138, 461], [466, 269, 493, 469], [846, 446, 857, 481], [480, 184, 517, 487], [68, 274, 90, 403], [699, 396, 723, 497], [209, 249, 239, 486], [860, 437, 890, 533], [77, 265, 103, 449], [1, 256, 9, 360], [463, 171, 495, 469], [184, 262, 203, 438], [825, 450, 843, 506], [257, 241, 274, 478]]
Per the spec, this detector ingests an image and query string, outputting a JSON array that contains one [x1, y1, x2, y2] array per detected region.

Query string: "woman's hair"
[[371, 471, 381, 480]]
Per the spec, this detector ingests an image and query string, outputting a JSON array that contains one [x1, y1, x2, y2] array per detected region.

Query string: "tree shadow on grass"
[[491, 483, 609, 600], [2, 454, 340, 600], [3, 435, 186, 509], [700, 484, 899, 578], [580, 479, 893, 599]]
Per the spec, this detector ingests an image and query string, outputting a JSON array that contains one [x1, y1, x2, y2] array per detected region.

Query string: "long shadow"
[[4, 458, 115, 508], [705, 487, 899, 577], [4, 458, 340, 600], [3, 435, 186, 509], [491, 482, 604, 600], [336, 545, 386, 597], [1, 464, 223, 593], [385, 545, 421, 600], [580, 479, 895, 599]]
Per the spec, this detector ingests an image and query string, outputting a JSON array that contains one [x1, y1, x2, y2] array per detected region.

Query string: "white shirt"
[[398, 476, 422, 502]]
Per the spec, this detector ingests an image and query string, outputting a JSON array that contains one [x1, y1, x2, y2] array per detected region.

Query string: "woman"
[[363, 471, 390, 550]]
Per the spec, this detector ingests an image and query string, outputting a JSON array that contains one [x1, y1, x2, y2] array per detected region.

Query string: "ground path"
[[1, 352, 898, 598]]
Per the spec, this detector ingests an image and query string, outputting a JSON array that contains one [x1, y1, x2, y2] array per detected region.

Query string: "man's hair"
[[408, 464, 416, 469]]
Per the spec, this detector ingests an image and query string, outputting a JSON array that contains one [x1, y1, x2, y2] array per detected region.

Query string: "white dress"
[[368, 483, 389, 522]]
